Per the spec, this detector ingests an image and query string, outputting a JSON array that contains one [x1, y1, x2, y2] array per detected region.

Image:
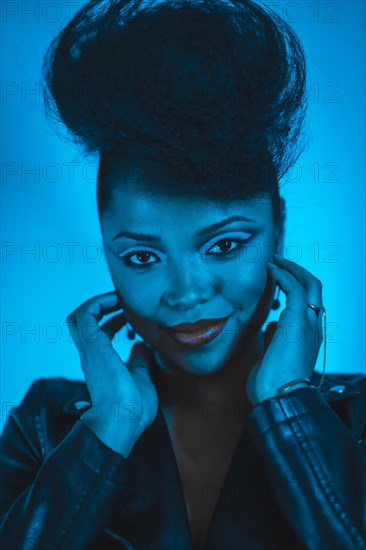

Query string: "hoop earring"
[[126, 323, 136, 340], [271, 285, 281, 310]]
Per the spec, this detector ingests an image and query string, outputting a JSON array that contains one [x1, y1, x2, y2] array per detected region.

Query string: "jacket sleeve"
[[0, 379, 141, 550], [246, 383, 366, 550]]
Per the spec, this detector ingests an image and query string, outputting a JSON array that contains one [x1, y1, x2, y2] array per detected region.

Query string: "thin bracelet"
[[277, 307, 327, 394], [278, 377, 312, 394]]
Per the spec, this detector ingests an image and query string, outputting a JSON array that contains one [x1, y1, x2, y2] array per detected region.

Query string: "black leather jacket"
[[1, 371, 365, 550]]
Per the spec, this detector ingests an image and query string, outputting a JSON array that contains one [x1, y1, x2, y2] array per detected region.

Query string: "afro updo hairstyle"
[[42, 0, 308, 232]]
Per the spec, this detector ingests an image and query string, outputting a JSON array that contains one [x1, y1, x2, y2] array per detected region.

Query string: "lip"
[[165, 315, 232, 333], [162, 314, 232, 348]]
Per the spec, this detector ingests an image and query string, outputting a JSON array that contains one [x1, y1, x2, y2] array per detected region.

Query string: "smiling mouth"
[[162, 314, 232, 347]]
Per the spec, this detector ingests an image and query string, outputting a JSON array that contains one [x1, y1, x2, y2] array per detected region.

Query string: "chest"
[[162, 412, 245, 549], [177, 456, 232, 549]]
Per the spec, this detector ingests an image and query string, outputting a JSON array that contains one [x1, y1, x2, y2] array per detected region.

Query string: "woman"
[[1, 0, 365, 549]]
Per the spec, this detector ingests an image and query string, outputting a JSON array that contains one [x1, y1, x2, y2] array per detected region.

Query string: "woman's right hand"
[[66, 291, 159, 456]]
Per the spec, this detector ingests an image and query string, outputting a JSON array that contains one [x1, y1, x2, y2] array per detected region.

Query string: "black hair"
[[42, 0, 308, 228]]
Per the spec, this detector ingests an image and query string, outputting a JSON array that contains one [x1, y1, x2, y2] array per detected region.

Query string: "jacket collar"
[[59, 371, 361, 549], [61, 371, 361, 417]]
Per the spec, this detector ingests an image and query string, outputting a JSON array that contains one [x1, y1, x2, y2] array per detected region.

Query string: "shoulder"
[[16, 377, 90, 414], [315, 372, 366, 441], [20, 376, 93, 423], [319, 372, 366, 398], [325, 372, 366, 386], [311, 370, 365, 396], [9, 377, 91, 457]]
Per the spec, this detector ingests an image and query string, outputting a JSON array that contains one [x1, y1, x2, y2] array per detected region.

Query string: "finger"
[[68, 291, 121, 324], [127, 342, 154, 378], [100, 312, 127, 340], [273, 255, 325, 326], [66, 293, 122, 331], [267, 263, 307, 315], [67, 292, 122, 348], [273, 254, 323, 308], [263, 321, 278, 352]]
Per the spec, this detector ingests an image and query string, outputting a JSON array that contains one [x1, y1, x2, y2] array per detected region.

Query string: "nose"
[[163, 259, 213, 310]]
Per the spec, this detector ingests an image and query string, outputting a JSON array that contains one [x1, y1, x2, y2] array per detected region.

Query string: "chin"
[[153, 334, 239, 377]]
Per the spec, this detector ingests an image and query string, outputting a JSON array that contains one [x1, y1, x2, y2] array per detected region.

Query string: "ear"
[[274, 196, 286, 254]]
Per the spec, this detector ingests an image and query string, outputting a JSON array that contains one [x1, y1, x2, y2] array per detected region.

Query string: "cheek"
[[116, 277, 159, 314], [107, 260, 160, 317], [221, 254, 268, 306]]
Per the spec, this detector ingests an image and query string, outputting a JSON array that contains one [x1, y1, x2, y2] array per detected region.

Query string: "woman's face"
[[101, 178, 281, 375]]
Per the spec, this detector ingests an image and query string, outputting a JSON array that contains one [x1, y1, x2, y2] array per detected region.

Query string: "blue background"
[[1, 0, 365, 430]]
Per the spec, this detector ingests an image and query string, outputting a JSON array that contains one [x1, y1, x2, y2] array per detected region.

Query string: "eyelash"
[[119, 237, 252, 268]]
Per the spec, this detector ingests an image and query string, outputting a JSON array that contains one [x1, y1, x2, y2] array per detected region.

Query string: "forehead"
[[102, 180, 273, 232]]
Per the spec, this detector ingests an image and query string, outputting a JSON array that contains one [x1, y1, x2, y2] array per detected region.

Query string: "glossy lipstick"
[[163, 315, 231, 347]]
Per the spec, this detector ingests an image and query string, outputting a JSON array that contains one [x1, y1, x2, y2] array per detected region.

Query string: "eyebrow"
[[111, 215, 256, 242]]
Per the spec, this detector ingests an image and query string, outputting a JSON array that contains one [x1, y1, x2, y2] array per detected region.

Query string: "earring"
[[126, 323, 136, 340], [272, 284, 281, 310]]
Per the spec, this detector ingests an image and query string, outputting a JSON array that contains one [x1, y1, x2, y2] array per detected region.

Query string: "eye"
[[206, 237, 251, 256], [118, 234, 253, 268], [120, 250, 160, 267]]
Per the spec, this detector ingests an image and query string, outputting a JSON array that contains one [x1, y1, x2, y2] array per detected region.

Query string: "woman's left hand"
[[246, 253, 325, 406]]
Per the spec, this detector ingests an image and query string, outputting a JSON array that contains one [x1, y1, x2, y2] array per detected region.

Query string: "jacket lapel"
[[107, 406, 194, 549], [60, 372, 361, 548], [61, 371, 362, 416]]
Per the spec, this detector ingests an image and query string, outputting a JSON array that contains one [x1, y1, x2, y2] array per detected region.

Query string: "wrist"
[[80, 414, 145, 457]]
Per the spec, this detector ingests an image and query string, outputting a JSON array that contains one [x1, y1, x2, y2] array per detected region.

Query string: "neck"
[[151, 331, 264, 415]]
